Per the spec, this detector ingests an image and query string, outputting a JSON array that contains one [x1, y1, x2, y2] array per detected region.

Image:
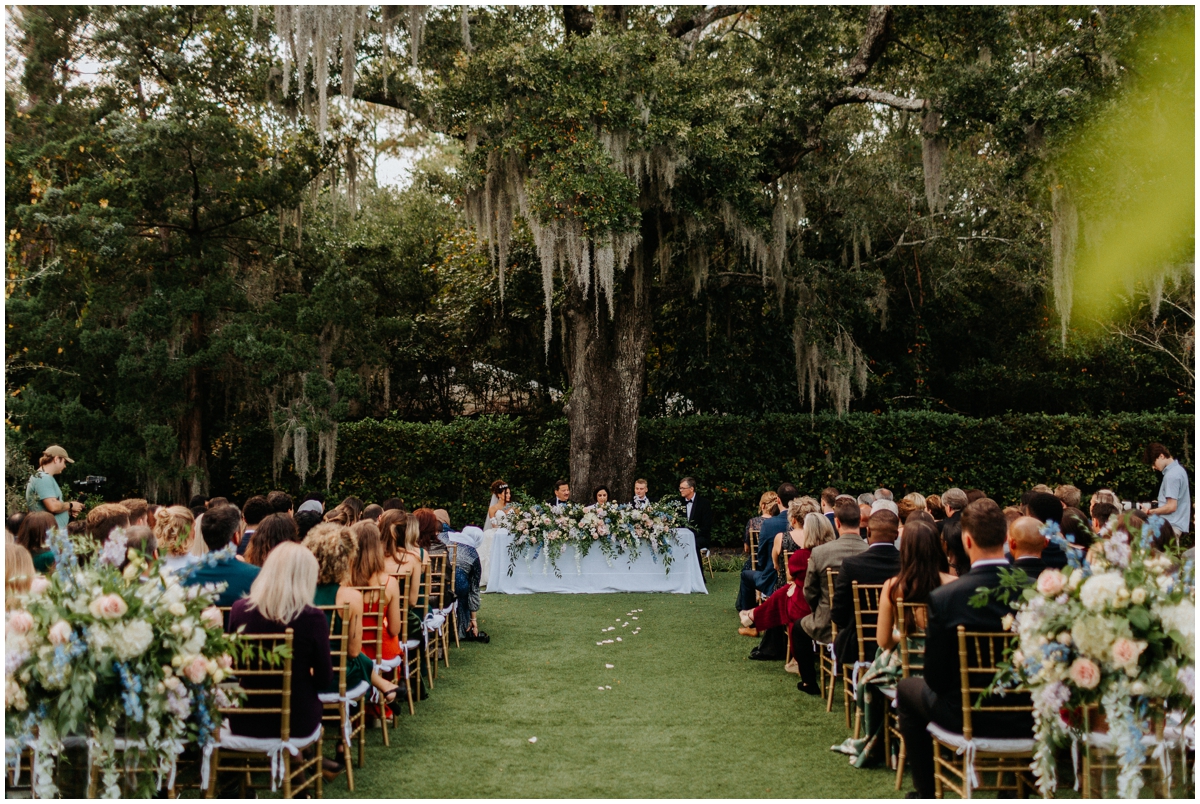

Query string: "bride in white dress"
[[480, 480, 513, 585]]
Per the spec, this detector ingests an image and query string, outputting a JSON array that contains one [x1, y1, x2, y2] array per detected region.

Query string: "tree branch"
[[842, 5, 894, 84], [562, 6, 596, 37], [667, 5, 749, 39], [829, 85, 926, 112]]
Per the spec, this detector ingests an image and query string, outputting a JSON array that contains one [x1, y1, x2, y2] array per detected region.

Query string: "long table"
[[484, 528, 708, 594]]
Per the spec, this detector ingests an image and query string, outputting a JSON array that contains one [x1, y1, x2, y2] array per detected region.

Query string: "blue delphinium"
[[115, 662, 145, 723]]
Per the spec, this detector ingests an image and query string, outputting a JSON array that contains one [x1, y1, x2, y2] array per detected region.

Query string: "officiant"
[[679, 477, 713, 577]]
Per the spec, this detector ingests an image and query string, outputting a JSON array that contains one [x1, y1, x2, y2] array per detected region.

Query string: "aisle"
[[328, 573, 904, 798]]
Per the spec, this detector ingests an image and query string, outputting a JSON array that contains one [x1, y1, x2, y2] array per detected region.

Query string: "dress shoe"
[[797, 681, 821, 696], [737, 626, 759, 637]]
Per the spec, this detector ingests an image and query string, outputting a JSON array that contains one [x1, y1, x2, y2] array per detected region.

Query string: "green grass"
[[324, 572, 906, 799]]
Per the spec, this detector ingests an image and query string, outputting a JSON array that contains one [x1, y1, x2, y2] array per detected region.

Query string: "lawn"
[[324, 572, 906, 799]]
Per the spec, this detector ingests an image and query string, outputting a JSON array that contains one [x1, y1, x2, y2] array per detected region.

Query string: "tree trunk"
[[562, 221, 657, 504], [182, 312, 208, 499]]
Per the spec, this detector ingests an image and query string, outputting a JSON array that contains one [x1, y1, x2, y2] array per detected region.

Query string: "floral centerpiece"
[[992, 516, 1195, 798], [504, 494, 686, 578], [5, 527, 243, 798]]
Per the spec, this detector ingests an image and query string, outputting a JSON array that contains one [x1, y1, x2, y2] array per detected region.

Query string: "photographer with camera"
[[25, 445, 84, 529]]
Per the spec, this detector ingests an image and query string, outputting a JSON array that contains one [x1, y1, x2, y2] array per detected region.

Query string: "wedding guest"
[[738, 507, 832, 693], [748, 483, 799, 608], [800, 497, 865, 647], [86, 503, 131, 542], [1002, 506, 1022, 524], [857, 493, 875, 537], [182, 504, 258, 606], [146, 504, 161, 530], [155, 505, 197, 574], [742, 491, 780, 565], [361, 504, 384, 523], [434, 509, 452, 533], [938, 488, 969, 575], [548, 479, 570, 508], [346, 520, 404, 706], [873, 488, 893, 502], [897, 492, 926, 523], [632, 479, 652, 509], [1143, 441, 1191, 543], [26, 445, 84, 528], [820, 487, 839, 526], [16, 511, 57, 573], [449, 526, 488, 642], [118, 498, 150, 527], [298, 497, 325, 516], [245, 512, 300, 567], [1090, 501, 1119, 533], [120, 526, 157, 573], [267, 490, 294, 515], [925, 494, 945, 521], [897, 499, 1034, 799], [6, 543, 35, 600], [340, 496, 366, 523], [413, 508, 443, 553], [1061, 506, 1094, 550], [1025, 492, 1068, 569], [323, 504, 355, 526], [295, 508, 323, 541], [1007, 515, 1047, 579], [965, 488, 988, 504], [6, 512, 26, 542], [831, 509, 901, 666], [380, 511, 429, 701], [679, 477, 713, 578], [237, 495, 272, 557], [1089, 489, 1119, 516], [836, 519, 954, 768], [590, 486, 610, 507], [1054, 484, 1082, 510], [226, 543, 332, 767]]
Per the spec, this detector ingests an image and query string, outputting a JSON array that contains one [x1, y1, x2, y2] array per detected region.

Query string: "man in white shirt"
[[632, 478, 651, 509]]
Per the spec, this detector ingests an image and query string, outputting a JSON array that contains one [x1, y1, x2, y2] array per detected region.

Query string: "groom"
[[547, 479, 570, 509], [679, 477, 712, 577]]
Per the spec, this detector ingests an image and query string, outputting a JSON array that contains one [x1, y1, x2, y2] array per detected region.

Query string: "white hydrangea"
[[1154, 599, 1196, 657], [113, 619, 154, 661], [1079, 572, 1125, 612]]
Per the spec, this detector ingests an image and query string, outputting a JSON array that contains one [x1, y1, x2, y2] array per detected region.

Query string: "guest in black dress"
[[227, 542, 332, 740]]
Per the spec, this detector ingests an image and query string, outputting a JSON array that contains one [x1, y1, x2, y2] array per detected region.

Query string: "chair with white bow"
[[348, 584, 396, 747], [316, 602, 369, 791], [887, 598, 927, 790], [202, 630, 323, 799], [1081, 699, 1193, 798]]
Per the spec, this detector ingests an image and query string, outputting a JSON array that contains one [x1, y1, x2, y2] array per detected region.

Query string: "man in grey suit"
[[801, 496, 866, 645]]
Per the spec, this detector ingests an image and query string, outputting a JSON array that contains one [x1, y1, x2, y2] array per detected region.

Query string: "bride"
[[479, 480, 513, 584]]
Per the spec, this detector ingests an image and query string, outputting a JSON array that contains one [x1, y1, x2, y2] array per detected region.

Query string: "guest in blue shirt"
[[182, 503, 259, 606], [1144, 442, 1192, 541], [736, 483, 797, 613]]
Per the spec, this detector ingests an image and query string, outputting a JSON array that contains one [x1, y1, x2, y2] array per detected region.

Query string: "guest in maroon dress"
[[227, 542, 332, 740], [739, 510, 836, 695]]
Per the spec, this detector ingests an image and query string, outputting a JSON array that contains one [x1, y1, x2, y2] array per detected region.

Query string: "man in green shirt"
[[25, 445, 84, 529]]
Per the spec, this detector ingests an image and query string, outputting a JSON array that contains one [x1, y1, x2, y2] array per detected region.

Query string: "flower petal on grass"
[[529, 737, 538, 743], [605, 663, 614, 668]]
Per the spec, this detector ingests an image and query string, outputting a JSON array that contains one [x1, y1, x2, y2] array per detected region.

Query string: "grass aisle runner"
[[329, 573, 903, 798]]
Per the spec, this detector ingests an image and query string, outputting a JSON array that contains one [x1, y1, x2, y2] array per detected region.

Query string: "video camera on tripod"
[[72, 475, 107, 502]]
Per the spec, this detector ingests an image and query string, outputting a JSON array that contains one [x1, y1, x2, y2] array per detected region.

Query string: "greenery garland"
[[503, 494, 686, 579]]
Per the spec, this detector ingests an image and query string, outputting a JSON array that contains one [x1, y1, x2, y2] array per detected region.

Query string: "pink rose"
[[88, 593, 128, 620], [29, 576, 50, 595], [218, 654, 233, 670], [1036, 569, 1067, 598], [1111, 638, 1143, 668], [200, 606, 223, 629], [7, 610, 34, 635], [183, 656, 208, 684], [47, 620, 73, 645], [1068, 658, 1101, 690]]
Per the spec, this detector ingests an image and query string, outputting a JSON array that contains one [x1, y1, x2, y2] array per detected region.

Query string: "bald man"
[[1007, 516, 1048, 580]]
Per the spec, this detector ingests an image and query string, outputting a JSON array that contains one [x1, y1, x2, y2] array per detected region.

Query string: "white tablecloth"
[[485, 528, 708, 594]]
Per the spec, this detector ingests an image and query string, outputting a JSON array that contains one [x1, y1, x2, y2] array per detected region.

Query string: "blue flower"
[[115, 662, 145, 723]]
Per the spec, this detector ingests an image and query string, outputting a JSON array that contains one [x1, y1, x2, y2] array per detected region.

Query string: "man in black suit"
[[547, 479, 570, 509], [897, 499, 1034, 798], [679, 477, 712, 578], [1008, 515, 1048, 580], [631, 478, 653, 509], [831, 509, 901, 665], [1026, 491, 1068, 569]]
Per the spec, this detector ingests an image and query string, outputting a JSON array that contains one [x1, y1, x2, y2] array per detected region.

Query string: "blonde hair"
[[245, 542, 317, 624], [800, 512, 836, 549], [303, 522, 356, 585], [189, 513, 210, 558], [902, 492, 927, 510], [758, 491, 781, 517], [6, 543, 34, 601], [153, 505, 195, 557], [403, 516, 421, 553], [323, 505, 353, 526], [793, 496, 820, 520]]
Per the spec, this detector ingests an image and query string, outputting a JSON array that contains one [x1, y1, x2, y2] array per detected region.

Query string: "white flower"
[[1130, 587, 1147, 605], [167, 602, 187, 617], [1079, 572, 1124, 611], [113, 619, 154, 660], [1154, 599, 1196, 655], [1177, 665, 1195, 696], [1068, 568, 1085, 590]]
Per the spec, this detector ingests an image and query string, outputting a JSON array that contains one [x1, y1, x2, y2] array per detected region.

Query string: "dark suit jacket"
[[1040, 541, 1068, 569], [923, 562, 1033, 736], [754, 511, 789, 594], [1010, 555, 1047, 581], [684, 494, 714, 549], [832, 543, 900, 664]]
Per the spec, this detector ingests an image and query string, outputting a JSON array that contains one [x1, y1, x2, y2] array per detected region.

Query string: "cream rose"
[[29, 576, 50, 595], [183, 656, 208, 684], [47, 620, 73, 645], [1036, 568, 1067, 597], [200, 606, 223, 629], [1068, 657, 1101, 689], [1110, 637, 1144, 668], [167, 602, 187, 617], [89, 593, 128, 620], [7, 610, 34, 635]]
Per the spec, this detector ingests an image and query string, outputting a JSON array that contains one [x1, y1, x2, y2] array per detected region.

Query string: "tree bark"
[[562, 218, 658, 504]]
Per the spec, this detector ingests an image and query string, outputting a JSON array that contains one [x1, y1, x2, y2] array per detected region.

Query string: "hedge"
[[222, 411, 1193, 547]]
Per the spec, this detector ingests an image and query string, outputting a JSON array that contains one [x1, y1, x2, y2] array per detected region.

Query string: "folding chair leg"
[[441, 626, 451, 668], [380, 690, 391, 747], [451, 609, 461, 648]]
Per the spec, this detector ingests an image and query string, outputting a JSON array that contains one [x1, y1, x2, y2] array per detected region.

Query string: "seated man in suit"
[[679, 477, 712, 579], [831, 509, 901, 665], [896, 499, 1034, 799], [1025, 491, 1068, 569], [548, 479, 570, 509], [1007, 515, 1048, 581], [800, 497, 866, 646]]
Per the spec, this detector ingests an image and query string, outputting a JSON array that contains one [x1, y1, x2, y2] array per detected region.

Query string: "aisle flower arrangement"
[[503, 495, 686, 578], [992, 516, 1195, 798], [5, 528, 243, 798]]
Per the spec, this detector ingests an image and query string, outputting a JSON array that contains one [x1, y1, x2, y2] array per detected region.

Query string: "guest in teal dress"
[[16, 511, 58, 574], [303, 522, 375, 695]]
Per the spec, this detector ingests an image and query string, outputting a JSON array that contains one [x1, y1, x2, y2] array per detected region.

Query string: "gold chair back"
[[955, 627, 1028, 741], [850, 581, 886, 662], [895, 598, 928, 678], [749, 528, 760, 571]]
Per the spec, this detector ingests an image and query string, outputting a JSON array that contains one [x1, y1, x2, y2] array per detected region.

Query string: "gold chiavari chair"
[[818, 567, 840, 712], [845, 582, 886, 735], [203, 630, 323, 800], [387, 571, 423, 718], [347, 585, 394, 747], [1082, 700, 1189, 798], [425, 553, 451, 672], [929, 627, 1034, 799], [888, 598, 928, 790], [315, 602, 368, 791], [749, 528, 762, 604], [446, 543, 461, 649]]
